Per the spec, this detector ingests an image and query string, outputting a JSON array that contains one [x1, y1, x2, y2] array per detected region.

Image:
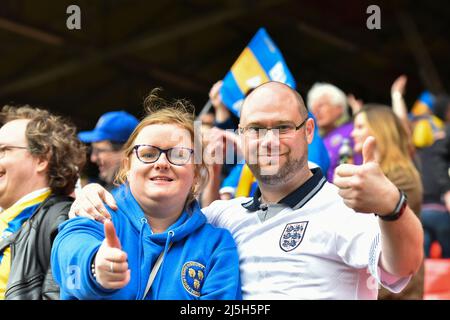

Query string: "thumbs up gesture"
[[94, 220, 130, 289], [333, 136, 400, 215]]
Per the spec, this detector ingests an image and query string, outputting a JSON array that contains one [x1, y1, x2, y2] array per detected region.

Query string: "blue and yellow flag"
[[220, 28, 296, 117]]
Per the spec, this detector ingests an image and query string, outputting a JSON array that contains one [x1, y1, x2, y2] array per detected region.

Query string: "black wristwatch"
[[377, 189, 408, 222]]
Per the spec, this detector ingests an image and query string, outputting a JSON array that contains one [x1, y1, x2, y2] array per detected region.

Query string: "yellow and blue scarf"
[[0, 189, 51, 299]]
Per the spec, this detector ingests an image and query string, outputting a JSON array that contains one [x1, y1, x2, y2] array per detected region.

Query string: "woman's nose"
[[154, 152, 170, 169]]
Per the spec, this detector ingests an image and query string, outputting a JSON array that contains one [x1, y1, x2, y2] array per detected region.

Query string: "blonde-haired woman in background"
[[351, 104, 424, 300]]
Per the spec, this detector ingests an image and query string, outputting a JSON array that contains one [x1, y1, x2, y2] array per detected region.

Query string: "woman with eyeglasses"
[[51, 91, 242, 300]]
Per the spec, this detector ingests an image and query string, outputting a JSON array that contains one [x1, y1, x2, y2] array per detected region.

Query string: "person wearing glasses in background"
[[0, 105, 85, 299], [70, 82, 423, 300], [78, 111, 139, 191], [51, 91, 241, 300]]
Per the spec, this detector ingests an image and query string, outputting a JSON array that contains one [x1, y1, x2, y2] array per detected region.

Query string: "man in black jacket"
[[0, 106, 85, 299]]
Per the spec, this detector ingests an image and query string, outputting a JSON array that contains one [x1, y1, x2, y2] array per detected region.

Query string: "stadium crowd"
[[0, 73, 449, 300]]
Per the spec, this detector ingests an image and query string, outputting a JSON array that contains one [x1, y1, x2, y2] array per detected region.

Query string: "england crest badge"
[[279, 221, 308, 252]]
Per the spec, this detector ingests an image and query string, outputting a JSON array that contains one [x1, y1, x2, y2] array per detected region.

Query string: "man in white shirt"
[[204, 167, 409, 299], [70, 82, 423, 299]]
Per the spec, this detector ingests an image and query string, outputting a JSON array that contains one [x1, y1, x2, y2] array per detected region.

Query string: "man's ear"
[[306, 118, 315, 144], [35, 155, 49, 174]]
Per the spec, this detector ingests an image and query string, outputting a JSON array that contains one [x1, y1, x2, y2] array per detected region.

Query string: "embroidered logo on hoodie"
[[181, 261, 206, 297]]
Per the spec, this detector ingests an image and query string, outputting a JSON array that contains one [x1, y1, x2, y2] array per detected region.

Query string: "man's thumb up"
[[362, 136, 377, 164], [104, 219, 121, 249]]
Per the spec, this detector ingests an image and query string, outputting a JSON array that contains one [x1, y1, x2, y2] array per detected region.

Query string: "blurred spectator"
[[351, 104, 424, 300], [200, 81, 241, 206], [307, 82, 362, 181], [390, 75, 413, 140], [349, 75, 416, 156], [0, 105, 85, 299], [209, 80, 240, 131], [201, 127, 243, 206], [78, 111, 138, 190], [418, 95, 450, 258], [199, 112, 215, 136], [208, 81, 240, 176], [410, 92, 444, 148]]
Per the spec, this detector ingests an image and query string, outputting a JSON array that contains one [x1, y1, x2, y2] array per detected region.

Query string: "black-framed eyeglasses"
[[132, 144, 194, 166], [239, 118, 308, 138], [0, 145, 28, 159]]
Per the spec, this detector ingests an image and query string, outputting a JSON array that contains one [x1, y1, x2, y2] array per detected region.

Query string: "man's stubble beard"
[[248, 152, 307, 186]]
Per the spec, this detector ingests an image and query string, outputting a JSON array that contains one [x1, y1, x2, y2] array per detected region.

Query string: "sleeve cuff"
[[368, 234, 412, 293], [83, 246, 118, 296]]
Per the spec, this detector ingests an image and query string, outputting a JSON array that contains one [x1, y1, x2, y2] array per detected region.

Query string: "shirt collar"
[[6, 188, 51, 211], [242, 167, 326, 212]]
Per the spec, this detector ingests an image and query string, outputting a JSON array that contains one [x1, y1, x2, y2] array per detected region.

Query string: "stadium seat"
[[424, 258, 450, 300], [430, 241, 442, 259]]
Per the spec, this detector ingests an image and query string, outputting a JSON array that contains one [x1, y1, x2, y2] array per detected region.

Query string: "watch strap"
[[377, 189, 408, 222]]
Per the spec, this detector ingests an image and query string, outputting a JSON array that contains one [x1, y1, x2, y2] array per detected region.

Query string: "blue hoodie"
[[51, 185, 242, 300]]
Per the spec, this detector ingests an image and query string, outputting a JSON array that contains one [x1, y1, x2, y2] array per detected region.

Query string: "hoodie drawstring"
[[136, 217, 147, 299], [153, 230, 174, 299]]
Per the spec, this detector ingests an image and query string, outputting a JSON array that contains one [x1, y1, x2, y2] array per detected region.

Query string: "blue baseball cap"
[[78, 111, 139, 143]]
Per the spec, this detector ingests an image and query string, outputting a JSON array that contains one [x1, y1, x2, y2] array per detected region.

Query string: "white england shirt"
[[203, 168, 411, 300]]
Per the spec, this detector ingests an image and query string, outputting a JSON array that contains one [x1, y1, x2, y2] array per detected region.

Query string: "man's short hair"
[[242, 81, 308, 119], [0, 105, 86, 196]]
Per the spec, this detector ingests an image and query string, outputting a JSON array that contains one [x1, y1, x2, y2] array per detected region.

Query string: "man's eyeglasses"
[[133, 144, 194, 166], [0, 145, 28, 159], [239, 118, 308, 139]]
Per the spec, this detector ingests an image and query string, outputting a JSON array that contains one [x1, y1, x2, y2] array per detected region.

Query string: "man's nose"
[[260, 129, 281, 148], [90, 152, 98, 163]]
